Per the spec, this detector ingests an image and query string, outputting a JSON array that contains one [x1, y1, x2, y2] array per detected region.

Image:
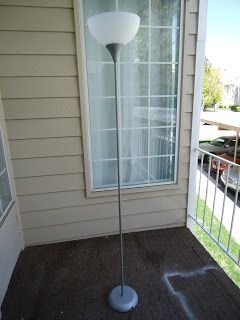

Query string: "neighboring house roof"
[[201, 112, 240, 132]]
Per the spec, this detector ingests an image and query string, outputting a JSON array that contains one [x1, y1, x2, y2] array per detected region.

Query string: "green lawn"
[[193, 197, 240, 287]]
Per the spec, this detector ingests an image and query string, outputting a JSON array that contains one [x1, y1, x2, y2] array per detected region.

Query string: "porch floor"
[[2, 227, 240, 320]]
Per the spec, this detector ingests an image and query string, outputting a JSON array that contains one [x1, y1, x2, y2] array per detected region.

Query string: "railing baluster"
[[218, 165, 230, 243], [203, 156, 212, 227], [196, 152, 204, 220], [227, 169, 240, 251], [210, 159, 220, 234]]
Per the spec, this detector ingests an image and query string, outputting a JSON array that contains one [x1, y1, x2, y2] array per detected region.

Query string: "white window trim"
[[0, 93, 23, 249], [74, 0, 185, 198], [0, 129, 14, 226]]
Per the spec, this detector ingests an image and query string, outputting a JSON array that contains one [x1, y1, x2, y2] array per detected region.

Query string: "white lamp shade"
[[87, 12, 140, 46]]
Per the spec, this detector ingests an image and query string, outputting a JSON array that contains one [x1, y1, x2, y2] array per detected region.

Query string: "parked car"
[[198, 135, 239, 161], [221, 167, 240, 192], [211, 147, 240, 173]]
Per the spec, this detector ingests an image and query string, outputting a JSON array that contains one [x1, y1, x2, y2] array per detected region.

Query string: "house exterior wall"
[[0, 0, 199, 245], [0, 91, 23, 307]]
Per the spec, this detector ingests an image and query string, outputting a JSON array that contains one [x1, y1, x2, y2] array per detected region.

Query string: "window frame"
[[74, 0, 185, 197], [0, 128, 14, 226]]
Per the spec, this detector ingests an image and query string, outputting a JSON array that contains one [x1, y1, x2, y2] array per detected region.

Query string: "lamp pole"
[[105, 44, 138, 312], [106, 43, 124, 296], [87, 12, 140, 313]]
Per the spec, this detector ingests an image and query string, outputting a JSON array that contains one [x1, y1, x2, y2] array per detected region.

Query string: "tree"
[[202, 59, 223, 109]]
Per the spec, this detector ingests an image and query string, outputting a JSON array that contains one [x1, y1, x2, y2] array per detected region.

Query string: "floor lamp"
[[87, 12, 140, 313]]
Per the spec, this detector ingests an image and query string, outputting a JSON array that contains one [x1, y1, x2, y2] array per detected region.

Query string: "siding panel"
[[7, 118, 81, 139], [12, 155, 84, 177], [186, 75, 195, 94], [185, 112, 192, 130], [9, 137, 83, 159], [125, 195, 187, 216], [19, 190, 86, 213], [187, 35, 197, 55], [22, 206, 186, 229], [23, 217, 119, 245], [0, 0, 73, 7], [186, 56, 195, 76], [3, 98, 80, 119], [189, 13, 198, 35], [0, 31, 76, 54], [15, 173, 85, 195], [183, 130, 191, 147], [184, 95, 194, 113], [0, 55, 77, 77], [124, 210, 186, 232], [23, 212, 185, 245], [18, 181, 189, 213], [0, 7, 74, 32], [189, 0, 199, 13], [0, 77, 79, 99], [182, 147, 190, 164]]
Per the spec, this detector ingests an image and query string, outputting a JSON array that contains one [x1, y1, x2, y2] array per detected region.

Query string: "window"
[[210, 137, 229, 147], [0, 132, 12, 217], [226, 139, 238, 148], [82, 0, 182, 190]]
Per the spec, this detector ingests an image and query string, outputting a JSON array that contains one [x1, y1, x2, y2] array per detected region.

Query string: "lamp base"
[[108, 285, 138, 313]]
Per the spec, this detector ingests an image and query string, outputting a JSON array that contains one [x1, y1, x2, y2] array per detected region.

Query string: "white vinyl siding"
[[0, 0, 199, 245]]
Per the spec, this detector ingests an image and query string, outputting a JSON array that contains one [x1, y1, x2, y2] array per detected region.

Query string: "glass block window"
[[0, 132, 12, 217], [82, 0, 181, 189]]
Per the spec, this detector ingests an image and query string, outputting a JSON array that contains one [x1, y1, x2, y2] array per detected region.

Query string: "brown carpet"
[[2, 227, 240, 320]]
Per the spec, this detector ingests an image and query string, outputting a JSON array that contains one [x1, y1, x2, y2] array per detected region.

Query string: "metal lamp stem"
[[113, 59, 124, 296], [107, 43, 125, 295], [106, 43, 138, 313]]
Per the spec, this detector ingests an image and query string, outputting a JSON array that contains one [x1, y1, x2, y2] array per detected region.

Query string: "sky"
[[205, 0, 240, 79]]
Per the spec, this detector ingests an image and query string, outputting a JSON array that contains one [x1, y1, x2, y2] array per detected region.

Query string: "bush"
[[230, 105, 240, 112]]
